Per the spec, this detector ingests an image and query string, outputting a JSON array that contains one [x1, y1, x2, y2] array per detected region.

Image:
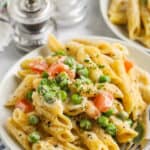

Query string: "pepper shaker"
[[7, 0, 55, 52]]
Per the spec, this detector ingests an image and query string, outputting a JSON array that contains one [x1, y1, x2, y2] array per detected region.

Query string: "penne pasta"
[[108, 0, 150, 48], [5, 36, 149, 150]]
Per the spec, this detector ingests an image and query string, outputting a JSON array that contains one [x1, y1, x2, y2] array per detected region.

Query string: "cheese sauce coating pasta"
[[5, 35, 150, 150]]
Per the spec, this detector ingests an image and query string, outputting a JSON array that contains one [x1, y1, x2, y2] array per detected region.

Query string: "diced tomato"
[[86, 101, 100, 119], [124, 59, 134, 72], [93, 91, 113, 113], [48, 63, 75, 79], [29, 60, 48, 74], [15, 99, 34, 113]]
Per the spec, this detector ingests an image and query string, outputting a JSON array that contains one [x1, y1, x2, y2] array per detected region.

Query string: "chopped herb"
[[86, 88, 91, 94], [71, 77, 92, 94], [74, 79, 82, 89]]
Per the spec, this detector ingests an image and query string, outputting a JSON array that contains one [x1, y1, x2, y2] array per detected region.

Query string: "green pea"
[[77, 67, 89, 77], [47, 79, 59, 90], [79, 119, 92, 130], [42, 71, 49, 78], [56, 72, 69, 89], [28, 132, 40, 143], [99, 75, 111, 83], [103, 109, 114, 117], [56, 72, 68, 82], [71, 94, 82, 105], [64, 57, 75, 68], [26, 90, 33, 102], [97, 116, 109, 128], [105, 123, 116, 136], [44, 91, 56, 103], [116, 111, 129, 121], [28, 115, 39, 125], [58, 90, 67, 102], [38, 84, 49, 95]]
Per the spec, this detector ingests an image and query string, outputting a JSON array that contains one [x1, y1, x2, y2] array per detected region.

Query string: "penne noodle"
[[5, 36, 150, 150]]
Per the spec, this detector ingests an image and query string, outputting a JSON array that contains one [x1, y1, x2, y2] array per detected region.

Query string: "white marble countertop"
[[0, 0, 117, 80]]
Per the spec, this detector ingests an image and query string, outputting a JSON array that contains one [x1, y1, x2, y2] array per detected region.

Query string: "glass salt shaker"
[[7, 0, 55, 52], [54, 0, 87, 27]]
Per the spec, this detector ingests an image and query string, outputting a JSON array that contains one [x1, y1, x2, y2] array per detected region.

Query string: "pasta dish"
[[5, 35, 150, 150], [108, 0, 150, 48]]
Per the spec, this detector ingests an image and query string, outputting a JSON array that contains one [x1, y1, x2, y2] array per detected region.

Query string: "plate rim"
[[99, 0, 150, 52], [0, 35, 150, 149]]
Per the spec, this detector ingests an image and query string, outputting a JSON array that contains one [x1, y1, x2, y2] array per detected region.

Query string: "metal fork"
[[143, 105, 150, 150], [122, 106, 150, 150]]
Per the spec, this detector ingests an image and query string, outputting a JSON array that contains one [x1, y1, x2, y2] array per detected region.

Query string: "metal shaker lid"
[[7, 0, 54, 25]]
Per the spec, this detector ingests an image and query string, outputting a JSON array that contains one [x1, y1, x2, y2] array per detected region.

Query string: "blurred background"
[[0, 0, 116, 79]]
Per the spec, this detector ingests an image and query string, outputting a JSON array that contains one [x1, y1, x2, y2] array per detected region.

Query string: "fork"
[[121, 105, 150, 150], [142, 105, 150, 150]]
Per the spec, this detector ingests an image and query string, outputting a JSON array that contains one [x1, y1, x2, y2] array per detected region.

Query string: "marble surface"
[[0, 0, 116, 80]]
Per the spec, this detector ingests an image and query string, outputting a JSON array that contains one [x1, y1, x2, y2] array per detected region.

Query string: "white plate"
[[99, 0, 150, 52], [0, 36, 150, 150]]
